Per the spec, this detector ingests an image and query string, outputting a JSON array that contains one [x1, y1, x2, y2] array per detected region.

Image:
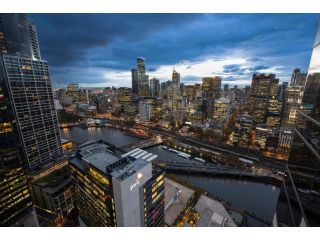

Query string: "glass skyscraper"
[[275, 22, 320, 227], [0, 13, 63, 226], [248, 73, 279, 124], [137, 57, 149, 97], [0, 63, 32, 226]]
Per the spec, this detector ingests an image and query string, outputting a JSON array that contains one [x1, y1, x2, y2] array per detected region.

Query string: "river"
[[61, 126, 280, 223]]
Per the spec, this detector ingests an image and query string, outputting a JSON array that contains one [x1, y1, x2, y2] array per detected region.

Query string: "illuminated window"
[[21, 65, 32, 70], [89, 168, 109, 186]]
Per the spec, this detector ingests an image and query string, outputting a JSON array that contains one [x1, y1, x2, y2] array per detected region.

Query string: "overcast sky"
[[29, 14, 320, 88]]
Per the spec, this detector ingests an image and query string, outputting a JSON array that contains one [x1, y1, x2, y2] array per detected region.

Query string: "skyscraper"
[[1, 54, 63, 171], [139, 101, 152, 121], [131, 68, 138, 94], [69, 140, 165, 227], [202, 76, 222, 118], [0, 63, 32, 226], [290, 68, 307, 87], [223, 84, 229, 97], [278, 82, 288, 102], [172, 69, 180, 96], [137, 57, 149, 97], [248, 73, 279, 124], [149, 77, 160, 98], [0, 14, 64, 226], [281, 86, 304, 127], [183, 85, 196, 102], [0, 14, 41, 60], [275, 22, 320, 227], [202, 77, 221, 98], [0, 14, 34, 226]]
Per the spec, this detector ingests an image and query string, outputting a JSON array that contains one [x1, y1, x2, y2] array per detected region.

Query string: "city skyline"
[[1, 12, 320, 227], [29, 14, 320, 88]]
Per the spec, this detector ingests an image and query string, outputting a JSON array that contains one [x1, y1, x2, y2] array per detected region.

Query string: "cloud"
[[27, 13, 320, 87]]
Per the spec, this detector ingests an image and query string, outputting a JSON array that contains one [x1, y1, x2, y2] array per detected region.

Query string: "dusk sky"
[[29, 14, 320, 88]]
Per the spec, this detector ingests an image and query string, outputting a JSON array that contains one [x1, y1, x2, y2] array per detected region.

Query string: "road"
[[135, 123, 286, 170]]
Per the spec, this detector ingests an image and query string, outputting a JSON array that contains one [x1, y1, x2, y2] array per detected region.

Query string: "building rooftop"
[[164, 178, 194, 226], [215, 98, 230, 104], [70, 141, 157, 182], [33, 166, 71, 190], [194, 195, 237, 227]]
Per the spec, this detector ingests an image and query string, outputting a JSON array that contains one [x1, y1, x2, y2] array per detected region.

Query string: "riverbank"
[[60, 127, 280, 224]]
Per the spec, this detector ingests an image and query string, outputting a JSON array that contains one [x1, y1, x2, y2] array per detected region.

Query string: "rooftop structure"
[[194, 195, 237, 227], [164, 178, 194, 226]]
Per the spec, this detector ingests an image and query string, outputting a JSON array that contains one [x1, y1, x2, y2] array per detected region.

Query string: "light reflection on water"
[[60, 127, 280, 220]]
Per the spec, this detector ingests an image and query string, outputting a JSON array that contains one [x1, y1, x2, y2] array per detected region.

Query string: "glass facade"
[[131, 68, 138, 94], [249, 74, 279, 124], [0, 13, 65, 226], [0, 61, 32, 226], [1, 55, 63, 171], [137, 57, 149, 97], [276, 113, 320, 226], [275, 22, 320, 227], [69, 163, 116, 227], [0, 14, 41, 60], [144, 170, 165, 227]]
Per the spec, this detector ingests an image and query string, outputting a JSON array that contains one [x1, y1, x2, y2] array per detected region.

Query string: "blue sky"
[[29, 14, 320, 88]]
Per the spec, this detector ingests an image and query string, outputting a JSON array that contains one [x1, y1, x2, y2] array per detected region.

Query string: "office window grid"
[[3, 55, 63, 170]]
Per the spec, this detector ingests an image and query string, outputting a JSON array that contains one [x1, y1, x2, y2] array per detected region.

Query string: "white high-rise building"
[[139, 101, 152, 121]]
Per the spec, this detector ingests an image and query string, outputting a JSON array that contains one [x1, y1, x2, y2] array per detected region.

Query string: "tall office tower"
[[172, 69, 180, 95], [248, 73, 279, 124], [244, 85, 251, 103], [160, 81, 167, 99], [149, 77, 160, 98], [0, 65, 33, 226], [274, 22, 320, 227], [223, 84, 229, 97], [281, 86, 304, 127], [66, 83, 79, 92], [267, 98, 283, 128], [139, 101, 152, 122], [301, 24, 320, 122], [124, 103, 137, 123], [1, 54, 63, 171], [202, 77, 222, 118], [213, 98, 230, 121], [0, 13, 64, 226], [290, 68, 307, 87], [137, 57, 145, 75], [194, 83, 202, 98], [202, 77, 221, 98], [179, 82, 184, 96], [131, 68, 138, 94], [172, 69, 180, 86], [278, 82, 288, 102], [66, 83, 80, 101], [234, 85, 238, 91], [0, 14, 41, 59], [183, 85, 196, 102], [117, 87, 132, 105], [232, 114, 253, 146], [137, 57, 149, 97], [69, 140, 165, 227]]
